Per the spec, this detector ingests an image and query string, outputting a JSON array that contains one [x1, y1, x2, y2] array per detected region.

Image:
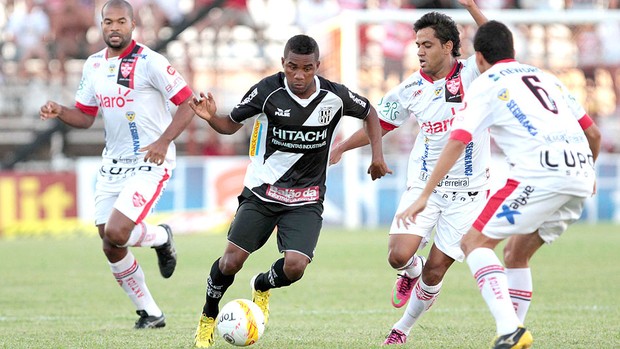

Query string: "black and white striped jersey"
[[230, 72, 371, 206]]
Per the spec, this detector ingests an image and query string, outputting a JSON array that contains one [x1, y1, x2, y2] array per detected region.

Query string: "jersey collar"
[[284, 75, 321, 104], [419, 60, 459, 83], [105, 40, 138, 60]]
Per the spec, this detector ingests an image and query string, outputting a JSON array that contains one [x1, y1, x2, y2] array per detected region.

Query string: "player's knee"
[[104, 226, 128, 246], [502, 245, 525, 267], [219, 255, 244, 275], [283, 260, 307, 281], [387, 251, 410, 270]]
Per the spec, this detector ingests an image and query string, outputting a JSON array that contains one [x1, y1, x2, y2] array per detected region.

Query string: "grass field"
[[1, 223, 619, 348]]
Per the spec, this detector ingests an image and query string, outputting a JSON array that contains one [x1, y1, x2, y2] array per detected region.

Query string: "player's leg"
[[385, 244, 453, 344], [111, 167, 176, 277], [251, 202, 322, 323], [502, 232, 543, 324], [99, 213, 166, 328], [195, 191, 276, 347], [95, 171, 167, 328], [387, 188, 439, 309]]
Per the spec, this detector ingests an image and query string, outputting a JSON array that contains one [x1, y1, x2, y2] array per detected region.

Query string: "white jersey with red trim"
[[75, 40, 193, 168], [377, 55, 490, 191], [452, 60, 595, 197]]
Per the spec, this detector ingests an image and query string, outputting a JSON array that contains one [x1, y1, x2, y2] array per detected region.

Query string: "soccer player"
[[189, 34, 392, 348], [330, 0, 488, 345], [39, 0, 194, 328], [396, 20, 601, 349]]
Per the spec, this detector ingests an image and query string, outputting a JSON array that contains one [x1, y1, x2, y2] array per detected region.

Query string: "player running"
[[190, 34, 391, 348], [330, 0, 488, 345], [396, 20, 601, 349], [39, 0, 194, 328]]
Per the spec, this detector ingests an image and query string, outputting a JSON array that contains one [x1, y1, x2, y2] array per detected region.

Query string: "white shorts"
[[94, 158, 171, 225], [389, 186, 487, 262], [473, 178, 586, 243]]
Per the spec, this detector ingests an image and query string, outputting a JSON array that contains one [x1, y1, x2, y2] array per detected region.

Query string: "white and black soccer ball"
[[216, 299, 266, 346]]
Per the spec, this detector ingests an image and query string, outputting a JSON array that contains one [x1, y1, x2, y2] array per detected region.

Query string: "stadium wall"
[[0, 154, 618, 237]]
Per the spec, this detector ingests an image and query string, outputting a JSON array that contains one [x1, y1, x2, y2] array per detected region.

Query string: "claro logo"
[[97, 87, 133, 108]]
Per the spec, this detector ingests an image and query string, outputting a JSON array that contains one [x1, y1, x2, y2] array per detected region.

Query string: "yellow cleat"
[[194, 314, 215, 348], [491, 326, 533, 349], [250, 274, 271, 325]]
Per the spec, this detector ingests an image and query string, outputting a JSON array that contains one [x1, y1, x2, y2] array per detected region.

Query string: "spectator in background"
[[51, 0, 94, 82], [379, 0, 414, 86], [6, 0, 51, 80], [194, 0, 266, 58]]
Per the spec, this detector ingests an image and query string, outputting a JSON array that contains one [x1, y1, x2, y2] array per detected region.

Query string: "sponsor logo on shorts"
[[265, 185, 319, 203], [496, 185, 534, 224]]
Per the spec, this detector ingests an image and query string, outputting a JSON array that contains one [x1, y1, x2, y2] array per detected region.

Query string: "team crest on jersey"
[[497, 88, 510, 101], [434, 87, 442, 96], [318, 107, 333, 124], [446, 78, 461, 95], [108, 63, 116, 73], [120, 62, 133, 78], [126, 111, 136, 121]]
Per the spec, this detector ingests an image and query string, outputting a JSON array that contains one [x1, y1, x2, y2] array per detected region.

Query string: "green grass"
[[1, 223, 619, 348]]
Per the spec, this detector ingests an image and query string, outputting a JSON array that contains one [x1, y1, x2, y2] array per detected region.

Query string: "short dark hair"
[[102, 0, 134, 20], [473, 20, 515, 64], [284, 35, 320, 59], [414, 11, 461, 57]]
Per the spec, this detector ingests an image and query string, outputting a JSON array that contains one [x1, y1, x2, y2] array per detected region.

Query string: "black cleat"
[[491, 326, 533, 349], [134, 310, 166, 329], [153, 224, 177, 278]]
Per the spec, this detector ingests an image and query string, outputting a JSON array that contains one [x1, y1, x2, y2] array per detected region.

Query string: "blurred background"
[[1, 0, 619, 237]]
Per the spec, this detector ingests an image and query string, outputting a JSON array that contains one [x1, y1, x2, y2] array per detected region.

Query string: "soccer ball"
[[216, 299, 266, 346]]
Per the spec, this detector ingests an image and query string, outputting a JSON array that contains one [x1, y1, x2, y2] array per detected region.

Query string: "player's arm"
[[458, 0, 488, 26], [395, 136, 467, 228], [40, 101, 96, 129], [329, 125, 390, 165], [140, 96, 195, 165], [190, 91, 243, 135], [581, 117, 601, 162], [363, 105, 393, 180]]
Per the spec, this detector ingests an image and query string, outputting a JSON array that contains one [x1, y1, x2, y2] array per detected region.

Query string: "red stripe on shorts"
[[135, 169, 170, 224], [473, 178, 520, 232]]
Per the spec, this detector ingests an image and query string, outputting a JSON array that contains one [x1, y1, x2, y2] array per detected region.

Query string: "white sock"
[[109, 251, 162, 317], [399, 255, 423, 278], [466, 248, 521, 335], [394, 278, 442, 335], [122, 222, 168, 247], [506, 268, 532, 324]]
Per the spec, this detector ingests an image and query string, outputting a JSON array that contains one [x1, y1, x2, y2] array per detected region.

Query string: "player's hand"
[[457, 0, 476, 7], [40, 101, 62, 121], [329, 143, 344, 165], [139, 138, 169, 166], [367, 159, 393, 180], [189, 91, 217, 121], [395, 197, 428, 229]]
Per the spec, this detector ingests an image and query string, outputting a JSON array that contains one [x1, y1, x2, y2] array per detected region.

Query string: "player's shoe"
[[153, 224, 177, 278], [491, 326, 533, 349], [250, 274, 271, 325], [134, 310, 166, 329], [194, 314, 216, 348], [391, 255, 425, 308], [383, 328, 407, 345]]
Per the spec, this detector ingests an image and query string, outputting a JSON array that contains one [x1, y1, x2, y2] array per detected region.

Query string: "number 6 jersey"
[[451, 59, 596, 197]]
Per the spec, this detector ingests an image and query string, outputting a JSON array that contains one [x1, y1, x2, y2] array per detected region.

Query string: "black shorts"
[[227, 188, 324, 260]]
